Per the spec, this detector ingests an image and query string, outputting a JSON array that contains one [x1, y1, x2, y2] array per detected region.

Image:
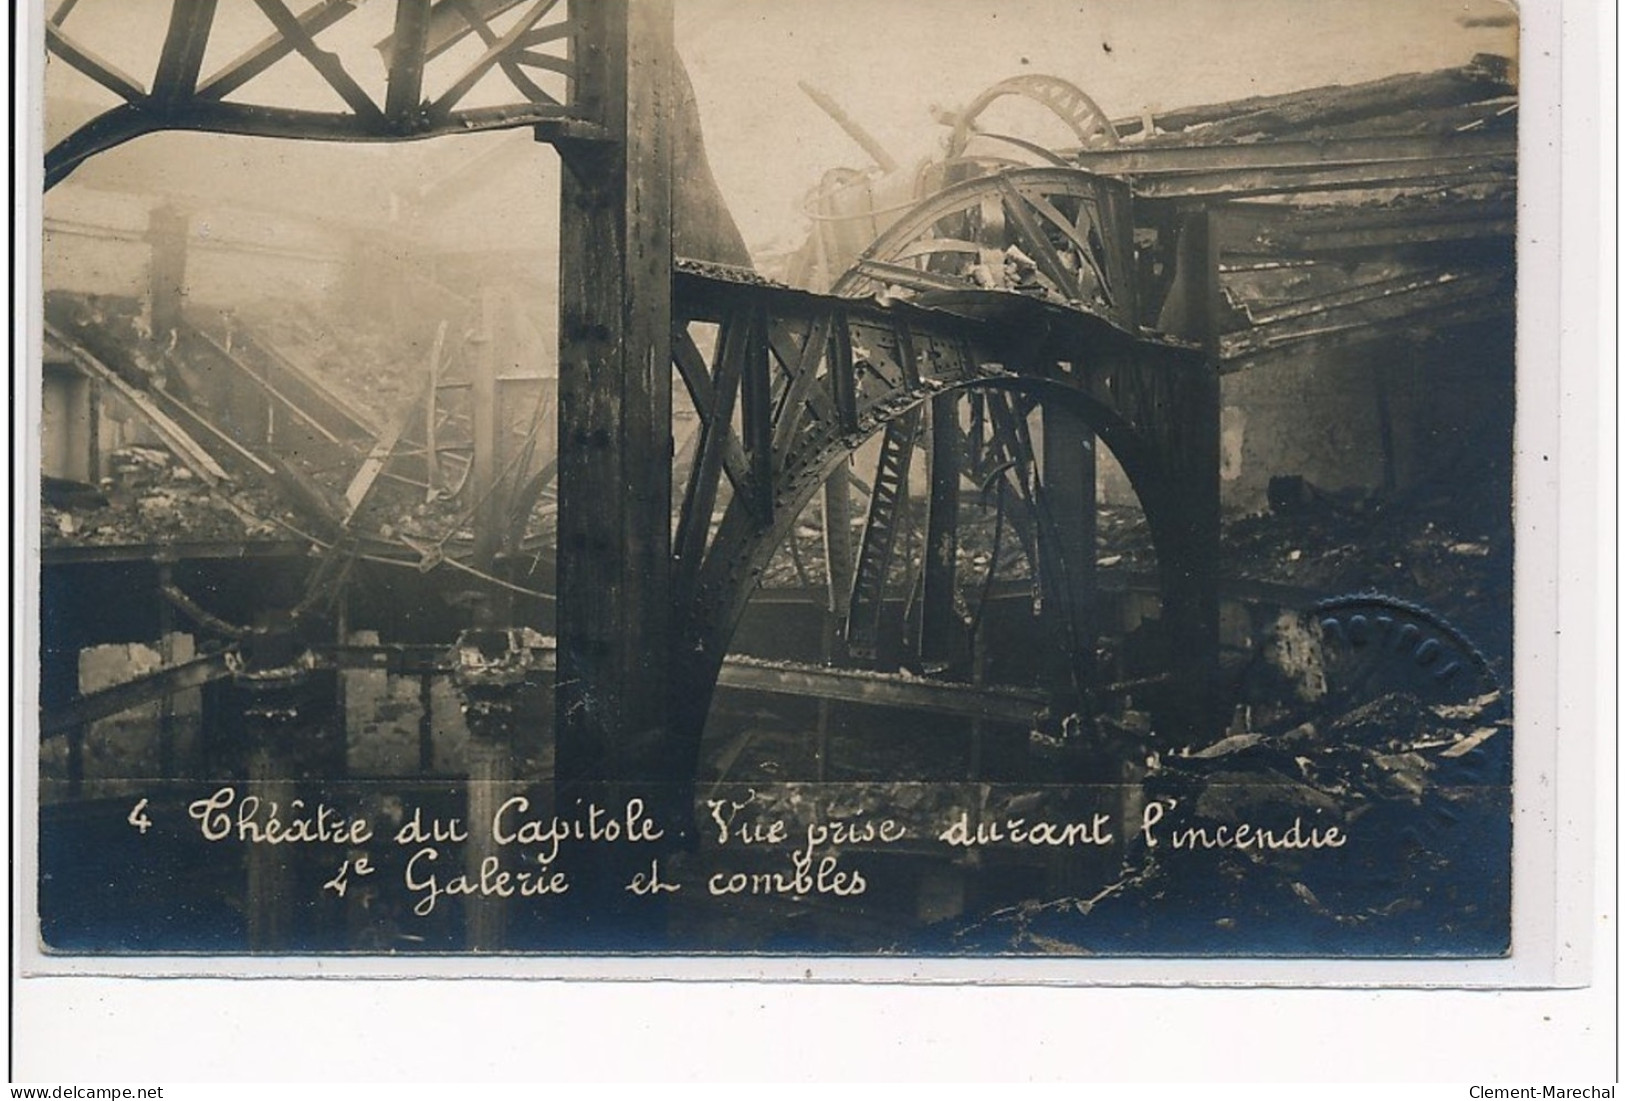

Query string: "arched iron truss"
[[664, 259, 1221, 778], [44, 0, 595, 190]]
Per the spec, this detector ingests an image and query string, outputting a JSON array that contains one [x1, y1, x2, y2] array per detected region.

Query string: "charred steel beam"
[[767, 314, 836, 451], [1038, 402, 1095, 702], [344, 365, 434, 523], [673, 315, 748, 603], [1226, 266, 1487, 328], [384, 0, 435, 120], [1073, 131, 1514, 178], [740, 307, 775, 522], [49, 0, 84, 26], [998, 174, 1085, 302], [918, 394, 963, 670], [980, 389, 1043, 579], [669, 263, 1222, 749], [142, 381, 278, 480], [672, 327, 753, 501], [46, 99, 577, 190], [849, 259, 976, 296], [554, 0, 676, 787], [832, 168, 1139, 336], [152, 0, 220, 108], [214, 324, 381, 440]]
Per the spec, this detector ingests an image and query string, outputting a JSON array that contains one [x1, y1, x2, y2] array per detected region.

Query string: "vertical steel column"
[[554, 0, 675, 786], [1040, 402, 1096, 705], [463, 734, 514, 951], [156, 561, 178, 778], [384, 0, 433, 122], [1158, 211, 1223, 741], [817, 466, 853, 781], [919, 394, 963, 671]]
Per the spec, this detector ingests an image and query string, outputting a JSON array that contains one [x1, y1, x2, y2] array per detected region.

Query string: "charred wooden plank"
[[1113, 56, 1514, 141]]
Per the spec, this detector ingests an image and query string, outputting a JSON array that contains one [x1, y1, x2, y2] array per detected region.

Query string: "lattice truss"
[[45, 0, 582, 188], [663, 260, 1212, 687]]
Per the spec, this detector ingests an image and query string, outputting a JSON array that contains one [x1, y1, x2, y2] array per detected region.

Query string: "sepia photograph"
[[25, 0, 1526, 962]]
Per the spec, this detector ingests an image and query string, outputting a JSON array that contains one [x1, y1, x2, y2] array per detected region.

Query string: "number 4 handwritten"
[[323, 855, 375, 898], [127, 798, 152, 834]]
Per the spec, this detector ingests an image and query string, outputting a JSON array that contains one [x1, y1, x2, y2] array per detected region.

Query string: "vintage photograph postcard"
[[24, 0, 1531, 964]]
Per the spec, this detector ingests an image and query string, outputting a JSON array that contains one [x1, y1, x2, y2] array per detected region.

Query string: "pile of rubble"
[[42, 446, 295, 548]]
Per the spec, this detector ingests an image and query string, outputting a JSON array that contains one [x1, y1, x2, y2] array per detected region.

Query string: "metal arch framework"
[[947, 73, 1121, 159], [665, 263, 1221, 775], [832, 167, 1140, 334], [44, 0, 592, 190]]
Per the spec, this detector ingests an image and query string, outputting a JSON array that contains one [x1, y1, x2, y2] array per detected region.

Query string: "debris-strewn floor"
[[42, 446, 295, 547]]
